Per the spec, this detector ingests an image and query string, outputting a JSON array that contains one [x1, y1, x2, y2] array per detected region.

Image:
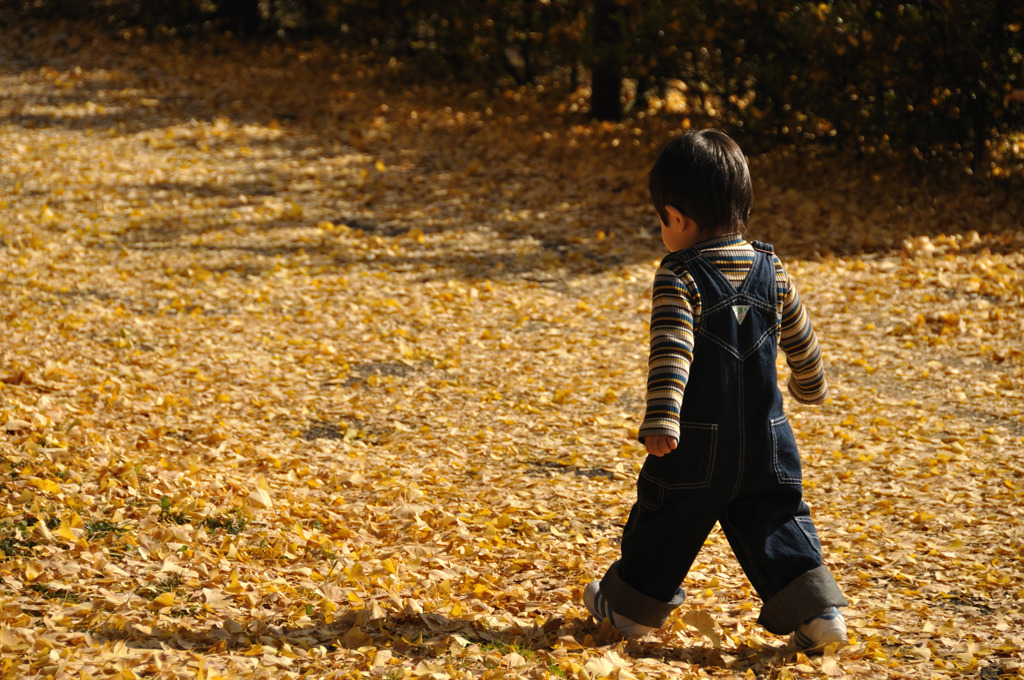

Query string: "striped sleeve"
[[637, 262, 698, 443], [775, 258, 828, 404]]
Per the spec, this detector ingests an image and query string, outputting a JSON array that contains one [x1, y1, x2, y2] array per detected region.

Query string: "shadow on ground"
[[93, 607, 792, 675]]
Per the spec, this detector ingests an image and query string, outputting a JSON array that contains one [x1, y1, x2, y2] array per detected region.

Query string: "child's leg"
[[719, 491, 847, 635], [597, 481, 723, 629]]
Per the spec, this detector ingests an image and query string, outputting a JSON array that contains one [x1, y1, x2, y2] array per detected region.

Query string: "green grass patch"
[[203, 513, 247, 535], [0, 535, 37, 557], [153, 574, 183, 594], [29, 583, 81, 603], [158, 496, 189, 525], [140, 574, 184, 601], [85, 519, 124, 538]]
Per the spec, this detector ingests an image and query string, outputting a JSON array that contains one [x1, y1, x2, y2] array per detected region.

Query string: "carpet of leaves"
[[2, 22, 1023, 680]]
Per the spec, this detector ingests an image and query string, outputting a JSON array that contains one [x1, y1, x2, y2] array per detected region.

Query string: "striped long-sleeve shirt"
[[638, 234, 828, 443]]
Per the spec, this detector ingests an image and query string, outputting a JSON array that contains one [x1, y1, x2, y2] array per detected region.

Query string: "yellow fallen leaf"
[[53, 522, 77, 542], [583, 655, 616, 677], [683, 609, 722, 648], [820, 655, 842, 676], [246, 488, 273, 509], [225, 570, 247, 595], [2, 419, 31, 432], [0, 627, 28, 652], [33, 479, 61, 494], [505, 652, 528, 668], [152, 592, 175, 608], [556, 635, 584, 650]]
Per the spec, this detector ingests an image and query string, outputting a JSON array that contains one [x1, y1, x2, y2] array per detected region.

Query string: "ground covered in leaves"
[[2, 20, 1024, 680]]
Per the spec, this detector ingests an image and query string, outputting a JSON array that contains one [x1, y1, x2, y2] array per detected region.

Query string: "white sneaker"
[[583, 581, 654, 638], [787, 607, 848, 654]]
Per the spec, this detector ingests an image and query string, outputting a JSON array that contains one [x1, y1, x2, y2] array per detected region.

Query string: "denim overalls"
[[599, 241, 847, 635]]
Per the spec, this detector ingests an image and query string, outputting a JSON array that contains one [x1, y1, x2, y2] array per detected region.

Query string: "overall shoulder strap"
[[737, 244, 784, 314]]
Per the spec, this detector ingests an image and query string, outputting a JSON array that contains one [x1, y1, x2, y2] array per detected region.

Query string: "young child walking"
[[584, 129, 848, 653]]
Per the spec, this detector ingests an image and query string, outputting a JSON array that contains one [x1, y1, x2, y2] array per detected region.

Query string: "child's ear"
[[664, 205, 686, 227], [665, 205, 698, 234]]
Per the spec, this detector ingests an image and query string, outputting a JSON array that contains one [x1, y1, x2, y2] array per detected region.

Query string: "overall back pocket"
[[770, 414, 803, 486], [639, 422, 718, 490]]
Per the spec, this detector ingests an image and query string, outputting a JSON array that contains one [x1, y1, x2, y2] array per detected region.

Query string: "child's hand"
[[645, 436, 678, 457]]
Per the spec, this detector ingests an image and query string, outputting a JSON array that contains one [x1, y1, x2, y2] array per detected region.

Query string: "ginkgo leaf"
[[32, 479, 61, 494], [51, 523, 77, 542], [0, 628, 29, 653], [683, 609, 722, 648], [246, 488, 273, 509]]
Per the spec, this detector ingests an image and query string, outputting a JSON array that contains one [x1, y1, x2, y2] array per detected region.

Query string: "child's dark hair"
[[648, 129, 752, 235]]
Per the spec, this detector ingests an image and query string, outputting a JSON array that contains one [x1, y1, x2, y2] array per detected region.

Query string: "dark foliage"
[[6, 0, 1022, 168]]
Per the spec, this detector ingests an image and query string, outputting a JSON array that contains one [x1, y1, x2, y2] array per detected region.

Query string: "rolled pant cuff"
[[600, 561, 686, 629], [757, 565, 848, 634]]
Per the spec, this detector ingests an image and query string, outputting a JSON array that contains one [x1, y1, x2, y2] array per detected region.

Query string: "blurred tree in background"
[[8, 0, 1022, 171]]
